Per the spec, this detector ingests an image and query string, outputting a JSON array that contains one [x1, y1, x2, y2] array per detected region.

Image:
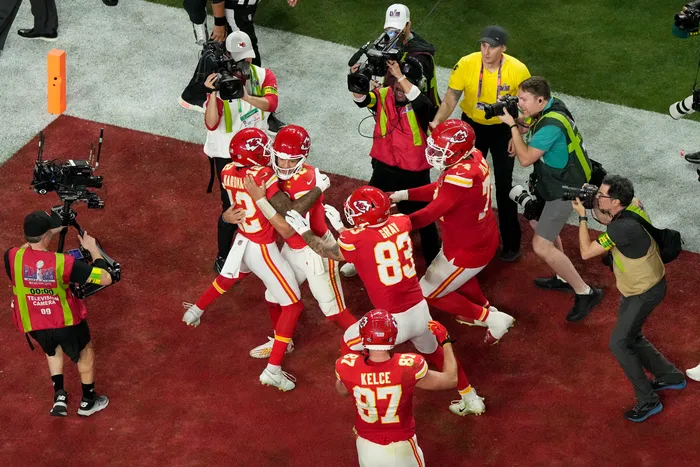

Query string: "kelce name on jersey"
[[377, 222, 400, 239], [361, 372, 392, 385]]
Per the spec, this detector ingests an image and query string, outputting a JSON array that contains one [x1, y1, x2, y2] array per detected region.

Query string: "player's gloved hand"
[[324, 204, 345, 231], [389, 190, 408, 203], [315, 168, 331, 192], [428, 320, 455, 347], [182, 302, 204, 327], [285, 210, 311, 235]]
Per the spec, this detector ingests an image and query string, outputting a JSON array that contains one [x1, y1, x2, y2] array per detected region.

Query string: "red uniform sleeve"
[[408, 182, 463, 230], [261, 69, 279, 113], [205, 93, 224, 131], [407, 182, 438, 202], [337, 230, 358, 263]]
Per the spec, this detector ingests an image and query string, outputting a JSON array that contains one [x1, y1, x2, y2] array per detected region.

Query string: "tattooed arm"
[[301, 230, 345, 262], [269, 187, 323, 216]]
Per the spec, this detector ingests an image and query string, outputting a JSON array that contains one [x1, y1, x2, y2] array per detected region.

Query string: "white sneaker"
[[77, 395, 109, 417], [192, 22, 208, 45], [260, 368, 296, 391], [340, 263, 357, 277], [687, 363, 700, 382], [178, 96, 204, 113], [449, 390, 486, 416], [484, 307, 515, 344], [249, 336, 295, 359]]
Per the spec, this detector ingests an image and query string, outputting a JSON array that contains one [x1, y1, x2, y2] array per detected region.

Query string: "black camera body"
[[347, 31, 406, 94], [65, 240, 121, 299], [675, 0, 700, 32], [561, 184, 599, 209], [203, 40, 248, 101], [483, 96, 519, 120]]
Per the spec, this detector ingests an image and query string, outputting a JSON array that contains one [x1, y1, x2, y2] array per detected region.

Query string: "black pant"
[[183, 0, 207, 24], [0, 0, 22, 50], [609, 278, 683, 404], [29, 0, 57, 33], [214, 157, 238, 258], [369, 159, 441, 266], [462, 114, 521, 253]]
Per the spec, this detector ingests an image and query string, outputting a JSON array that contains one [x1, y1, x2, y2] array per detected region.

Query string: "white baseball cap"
[[384, 4, 410, 31], [226, 31, 256, 62]]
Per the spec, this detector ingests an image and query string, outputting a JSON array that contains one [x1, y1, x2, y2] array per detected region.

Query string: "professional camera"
[[203, 40, 248, 101], [675, 0, 700, 35], [561, 184, 599, 209], [483, 96, 519, 120], [509, 185, 543, 221], [347, 30, 406, 94], [669, 89, 700, 119]]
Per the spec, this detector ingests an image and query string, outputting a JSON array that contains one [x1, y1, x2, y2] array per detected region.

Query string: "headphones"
[[401, 56, 428, 93]]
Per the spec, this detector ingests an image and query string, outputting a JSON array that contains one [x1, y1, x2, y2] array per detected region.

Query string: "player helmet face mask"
[[270, 125, 311, 180], [344, 186, 391, 227], [426, 119, 476, 171], [359, 309, 399, 351], [229, 127, 271, 167]]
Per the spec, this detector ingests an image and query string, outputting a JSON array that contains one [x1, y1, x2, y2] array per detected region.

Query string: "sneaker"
[[192, 22, 208, 46], [566, 288, 603, 322], [340, 263, 357, 278], [267, 113, 287, 134], [102, 0, 118, 5], [685, 151, 700, 164], [249, 336, 295, 359], [455, 316, 487, 328], [687, 363, 700, 382], [178, 95, 204, 113], [498, 249, 521, 262], [17, 29, 58, 41], [214, 256, 226, 274], [260, 368, 296, 392], [624, 400, 663, 422], [50, 390, 68, 417], [448, 391, 486, 416], [534, 276, 573, 291], [77, 395, 109, 417], [651, 378, 686, 392], [484, 307, 515, 345]]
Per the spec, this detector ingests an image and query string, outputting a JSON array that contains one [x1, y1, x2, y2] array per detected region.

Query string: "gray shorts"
[[535, 199, 573, 242]]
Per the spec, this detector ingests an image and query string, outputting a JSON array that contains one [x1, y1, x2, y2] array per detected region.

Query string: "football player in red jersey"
[[335, 310, 457, 467], [242, 125, 356, 359], [182, 127, 330, 392], [285, 186, 487, 416], [390, 120, 515, 351]]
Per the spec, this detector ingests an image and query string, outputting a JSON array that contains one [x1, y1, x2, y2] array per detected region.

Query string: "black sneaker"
[[17, 29, 58, 41], [498, 249, 521, 262], [566, 287, 604, 322], [534, 276, 573, 291], [102, 0, 118, 5], [214, 256, 226, 274], [267, 113, 287, 134], [624, 400, 663, 422], [685, 151, 700, 164], [77, 395, 109, 417], [50, 390, 68, 417], [179, 82, 208, 113], [651, 378, 686, 392]]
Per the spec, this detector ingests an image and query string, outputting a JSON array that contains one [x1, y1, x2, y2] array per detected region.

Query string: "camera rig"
[[201, 40, 249, 101], [347, 30, 406, 94], [30, 129, 121, 298]]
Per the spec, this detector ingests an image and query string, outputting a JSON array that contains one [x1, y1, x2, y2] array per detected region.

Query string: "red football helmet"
[[229, 127, 270, 167], [344, 186, 391, 227], [426, 119, 476, 171], [270, 125, 311, 180], [359, 309, 398, 351]]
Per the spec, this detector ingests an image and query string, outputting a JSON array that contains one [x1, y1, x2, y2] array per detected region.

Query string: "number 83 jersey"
[[337, 214, 424, 314]]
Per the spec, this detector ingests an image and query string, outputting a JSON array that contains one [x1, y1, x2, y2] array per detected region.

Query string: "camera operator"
[[203, 30, 279, 273], [572, 175, 686, 422], [3, 211, 112, 417], [348, 57, 441, 271], [430, 26, 531, 262], [498, 76, 603, 321]]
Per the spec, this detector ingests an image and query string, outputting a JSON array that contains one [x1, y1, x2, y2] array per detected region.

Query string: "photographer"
[[572, 176, 686, 422], [430, 26, 531, 262], [203, 30, 279, 273], [349, 57, 440, 269], [4, 211, 112, 417], [498, 76, 603, 321]]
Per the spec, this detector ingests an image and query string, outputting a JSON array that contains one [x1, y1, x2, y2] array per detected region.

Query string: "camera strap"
[[206, 157, 216, 194], [477, 57, 503, 101], [25, 333, 35, 351]]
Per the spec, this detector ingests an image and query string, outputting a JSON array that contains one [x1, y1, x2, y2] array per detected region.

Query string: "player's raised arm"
[[285, 210, 346, 262], [269, 167, 330, 216], [416, 321, 458, 390], [244, 174, 295, 239]]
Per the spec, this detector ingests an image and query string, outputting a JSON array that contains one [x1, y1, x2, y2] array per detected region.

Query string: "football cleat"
[[687, 363, 700, 382], [260, 368, 296, 392], [340, 263, 357, 278], [484, 307, 515, 345], [249, 336, 295, 359], [455, 315, 487, 327], [449, 392, 486, 416]]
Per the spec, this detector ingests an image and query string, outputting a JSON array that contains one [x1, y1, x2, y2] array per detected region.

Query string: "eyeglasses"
[[595, 193, 612, 199]]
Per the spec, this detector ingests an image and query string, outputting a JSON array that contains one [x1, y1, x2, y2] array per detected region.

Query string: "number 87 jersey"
[[337, 214, 425, 314]]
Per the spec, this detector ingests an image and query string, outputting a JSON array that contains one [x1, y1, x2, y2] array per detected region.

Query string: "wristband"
[[255, 198, 277, 220], [397, 76, 406, 83], [579, 216, 588, 222], [214, 16, 227, 26], [440, 337, 456, 347], [510, 124, 518, 129]]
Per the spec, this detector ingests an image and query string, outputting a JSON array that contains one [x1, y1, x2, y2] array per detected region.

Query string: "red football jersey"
[[337, 214, 424, 313], [220, 164, 281, 244], [278, 164, 328, 250], [335, 353, 428, 445], [435, 151, 499, 267]]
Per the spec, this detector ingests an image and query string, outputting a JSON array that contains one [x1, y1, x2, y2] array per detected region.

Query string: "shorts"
[[535, 199, 573, 242], [28, 320, 91, 364]]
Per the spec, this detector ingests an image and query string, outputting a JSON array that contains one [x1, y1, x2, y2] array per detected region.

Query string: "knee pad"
[[318, 299, 341, 317]]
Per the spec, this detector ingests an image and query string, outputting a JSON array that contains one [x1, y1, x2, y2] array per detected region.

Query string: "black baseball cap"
[[479, 25, 508, 47], [24, 211, 61, 237]]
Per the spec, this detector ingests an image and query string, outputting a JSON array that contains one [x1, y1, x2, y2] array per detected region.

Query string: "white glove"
[[390, 190, 408, 203], [315, 168, 331, 192], [324, 204, 345, 231], [285, 210, 311, 236], [182, 302, 204, 327]]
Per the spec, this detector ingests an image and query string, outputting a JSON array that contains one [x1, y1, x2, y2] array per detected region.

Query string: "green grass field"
[[151, 0, 700, 116]]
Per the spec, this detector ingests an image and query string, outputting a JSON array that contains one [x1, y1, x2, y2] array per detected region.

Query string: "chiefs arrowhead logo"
[[300, 136, 310, 151], [450, 130, 468, 144], [244, 137, 263, 152], [353, 200, 372, 213], [238, 41, 247, 48]]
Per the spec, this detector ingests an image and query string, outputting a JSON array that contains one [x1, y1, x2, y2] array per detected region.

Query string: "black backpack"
[[619, 210, 683, 264]]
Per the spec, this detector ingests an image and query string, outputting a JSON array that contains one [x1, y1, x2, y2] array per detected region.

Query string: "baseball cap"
[[479, 25, 508, 47], [24, 210, 61, 237], [226, 31, 256, 62], [384, 4, 410, 31]]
